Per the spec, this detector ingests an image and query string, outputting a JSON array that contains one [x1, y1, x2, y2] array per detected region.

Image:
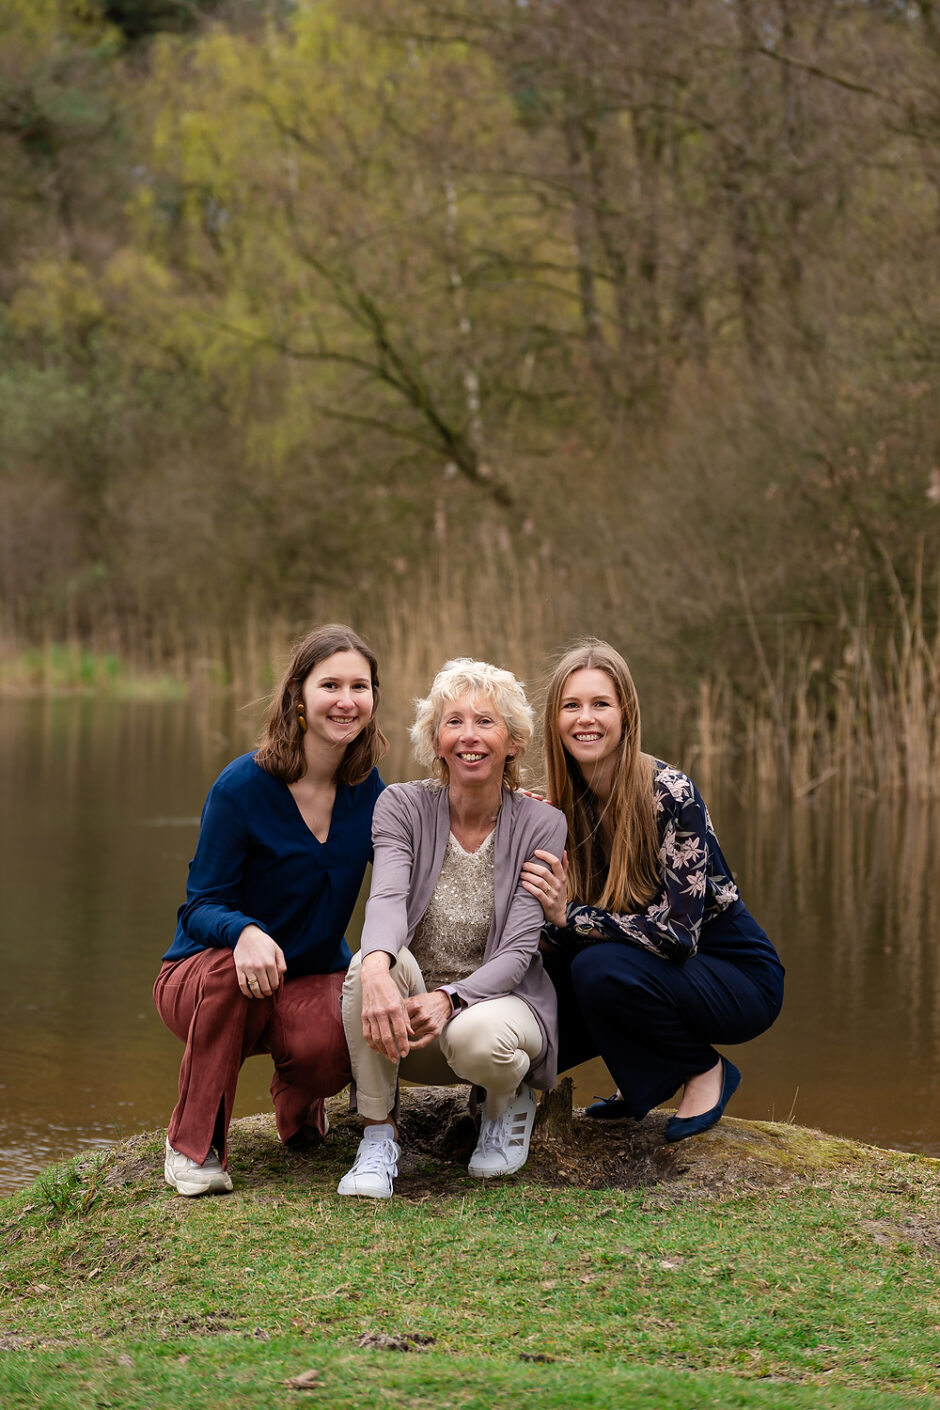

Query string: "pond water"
[[1, 698, 937, 1194]]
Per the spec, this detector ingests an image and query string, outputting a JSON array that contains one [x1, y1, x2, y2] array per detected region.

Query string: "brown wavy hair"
[[255, 624, 388, 785], [544, 639, 659, 913]]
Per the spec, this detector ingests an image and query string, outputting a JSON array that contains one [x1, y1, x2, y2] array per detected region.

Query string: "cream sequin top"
[[409, 830, 495, 991]]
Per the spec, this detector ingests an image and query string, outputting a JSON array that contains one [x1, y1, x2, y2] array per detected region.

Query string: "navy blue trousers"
[[545, 902, 784, 1120]]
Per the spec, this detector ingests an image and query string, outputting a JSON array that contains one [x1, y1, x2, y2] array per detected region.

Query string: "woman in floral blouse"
[[521, 640, 783, 1141]]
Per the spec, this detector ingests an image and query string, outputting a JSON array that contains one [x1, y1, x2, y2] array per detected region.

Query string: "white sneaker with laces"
[[468, 1084, 538, 1178], [164, 1137, 233, 1197], [336, 1124, 400, 1199]]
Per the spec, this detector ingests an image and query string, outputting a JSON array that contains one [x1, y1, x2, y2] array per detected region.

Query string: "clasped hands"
[[360, 953, 451, 1061]]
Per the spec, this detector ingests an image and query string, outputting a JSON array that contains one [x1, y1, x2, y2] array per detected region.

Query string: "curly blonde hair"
[[410, 658, 533, 790]]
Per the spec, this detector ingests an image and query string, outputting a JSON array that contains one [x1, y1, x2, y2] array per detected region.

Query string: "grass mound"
[[1, 1093, 937, 1409]]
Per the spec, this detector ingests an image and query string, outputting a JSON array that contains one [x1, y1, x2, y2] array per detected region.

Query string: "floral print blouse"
[[557, 763, 740, 963]]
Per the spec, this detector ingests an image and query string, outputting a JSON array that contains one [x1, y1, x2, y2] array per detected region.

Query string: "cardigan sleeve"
[[175, 780, 269, 951], [453, 807, 568, 1007], [358, 787, 416, 963]]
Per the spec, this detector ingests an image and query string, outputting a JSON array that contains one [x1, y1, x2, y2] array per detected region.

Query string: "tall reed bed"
[[3, 554, 938, 799], [690, 566, 940, 802], [0, 553, 575, 764]]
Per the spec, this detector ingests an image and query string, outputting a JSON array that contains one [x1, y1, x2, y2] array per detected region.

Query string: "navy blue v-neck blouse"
[[163, 752, 384, 979]]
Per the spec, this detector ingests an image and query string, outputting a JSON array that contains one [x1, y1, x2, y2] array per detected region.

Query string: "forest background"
[[1, 0, 939, 800]]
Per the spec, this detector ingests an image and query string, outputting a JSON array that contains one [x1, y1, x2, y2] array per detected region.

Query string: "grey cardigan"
[[360, 780, 568, 1089]]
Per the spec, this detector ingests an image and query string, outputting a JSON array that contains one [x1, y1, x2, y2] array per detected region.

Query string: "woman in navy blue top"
[[154, 624, 387, 1196], [521, 640, 783, 1142]]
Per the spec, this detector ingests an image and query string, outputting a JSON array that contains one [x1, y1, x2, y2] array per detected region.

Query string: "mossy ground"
[[2, 1092, 938, 1409]]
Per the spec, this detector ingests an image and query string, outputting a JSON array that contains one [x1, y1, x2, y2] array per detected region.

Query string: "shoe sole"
[[336, 1182, 393, 1199], [467, 1156, 528, 1178]]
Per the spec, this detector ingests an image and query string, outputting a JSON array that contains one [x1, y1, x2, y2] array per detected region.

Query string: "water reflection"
[[717, 793, 940, 1154], [0, 698, 937, 1194]]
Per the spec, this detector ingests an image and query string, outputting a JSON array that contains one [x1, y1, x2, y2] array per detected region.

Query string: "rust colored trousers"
[[153, 949, 351, 1166]]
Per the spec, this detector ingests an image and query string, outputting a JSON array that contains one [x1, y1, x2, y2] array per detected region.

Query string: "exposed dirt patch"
[[334, 1085, 919, 1198], [168, 1310, 237, 1336], [0, 1333, 31, 1350], [859, 1217, 940, 1253], [95, 1088, 937, 1204], [104, 1132, 163, 1190], [354, 1330, 435, 1351], [316, 1084, 677, 1195]]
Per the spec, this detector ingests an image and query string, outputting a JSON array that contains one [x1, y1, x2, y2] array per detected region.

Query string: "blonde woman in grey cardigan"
[[337, 659, 567, 1199]]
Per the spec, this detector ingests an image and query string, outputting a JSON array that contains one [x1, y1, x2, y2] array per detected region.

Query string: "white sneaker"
[[468, 1084, 537, 1178], [164, 1137, 233, 1197], [336, 1125, 400, 1199]]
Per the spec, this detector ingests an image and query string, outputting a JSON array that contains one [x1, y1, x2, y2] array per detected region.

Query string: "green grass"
[[0, 642, 186, 698], [1, 1117, 938, 1409]]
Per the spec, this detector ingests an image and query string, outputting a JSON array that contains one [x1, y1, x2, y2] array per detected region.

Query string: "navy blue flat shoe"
[[585, 1093, 631, 1120], [664, 1059, 741, 1143]]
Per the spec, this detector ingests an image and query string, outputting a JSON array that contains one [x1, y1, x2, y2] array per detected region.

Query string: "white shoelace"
[[479, 1106, 527, 1153], [479, 1113, 509, 1153], [352, 1136, 399, 1178]]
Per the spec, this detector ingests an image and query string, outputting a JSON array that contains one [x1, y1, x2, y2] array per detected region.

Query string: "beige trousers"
[[342, 949, 543, 1121]]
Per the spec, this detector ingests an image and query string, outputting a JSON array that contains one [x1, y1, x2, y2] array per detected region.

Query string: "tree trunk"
[[535, 1077, 574, 1142]]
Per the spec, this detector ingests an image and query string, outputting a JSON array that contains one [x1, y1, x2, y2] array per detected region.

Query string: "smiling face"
[[556, 667, 624, 770], [301, 650, 374, 753], [435, 692, 513, 790]]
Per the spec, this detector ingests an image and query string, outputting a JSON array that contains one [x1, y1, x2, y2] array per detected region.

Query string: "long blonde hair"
[[544, 640, 660, 912]]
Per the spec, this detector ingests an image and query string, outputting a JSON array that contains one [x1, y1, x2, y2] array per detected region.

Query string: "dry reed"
[[692, 560, 940, 802], [2, 555, 938, 800]]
